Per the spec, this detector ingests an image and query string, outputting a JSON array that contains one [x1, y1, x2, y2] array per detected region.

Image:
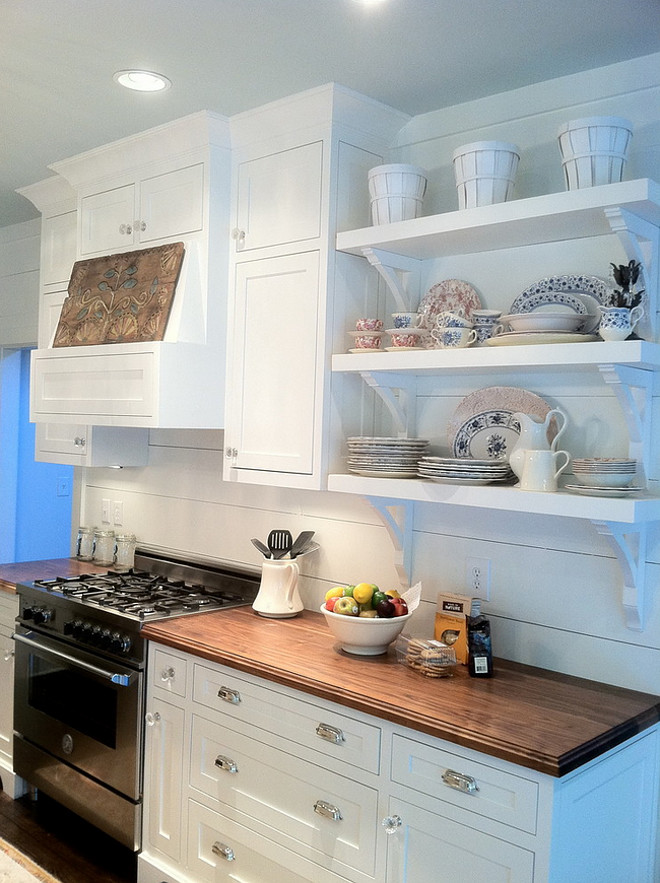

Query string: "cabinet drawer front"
[[193, 662, 381, 773], [391, 734, 538, 834], [31, 350, 156, 419], [190, 714, 378, 877], [151, 650, 187, 697], [188, 799, 344, 883], [386, 796, 534, 883]]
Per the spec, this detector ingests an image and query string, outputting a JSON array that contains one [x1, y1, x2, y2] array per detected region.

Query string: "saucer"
[[564, 484, 644, 497], [349, 348, 384, 354], [385, 346, 425, 352]]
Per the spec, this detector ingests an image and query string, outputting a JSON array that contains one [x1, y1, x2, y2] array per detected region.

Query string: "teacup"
[[356, 318, 383, 332], [392, 312, 423, 329], [354, 333, 382, 349], [389, 330, 422, 348], [472, 311, 502, 344], [519, 449, 570, 492], [431, 326, 477, 348], [434, 310, 472, 329]]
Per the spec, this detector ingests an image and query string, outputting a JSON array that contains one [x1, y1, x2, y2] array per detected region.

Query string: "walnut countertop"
[[0, 557, 108, 595], [142, 605, 660, 778]]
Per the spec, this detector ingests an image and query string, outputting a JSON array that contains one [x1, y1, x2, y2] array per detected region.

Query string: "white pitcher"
[[252, 559, 303, 618], [509, 409, 568, 481]]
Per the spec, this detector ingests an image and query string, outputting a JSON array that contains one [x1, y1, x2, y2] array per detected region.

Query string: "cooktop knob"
[[32, 608, 53, 625], [110, 632, 132, 654]]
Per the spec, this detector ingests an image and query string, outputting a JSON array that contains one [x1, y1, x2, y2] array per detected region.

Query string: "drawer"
[[190, 713, 378, 879], [151, 649, 187, 697], [193, 662, 381, 773], [391, 734, 539, 835], [187, 799, 351, 883]]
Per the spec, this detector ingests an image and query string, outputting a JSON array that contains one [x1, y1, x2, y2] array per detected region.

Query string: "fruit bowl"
[[319, 604, 412, 656]]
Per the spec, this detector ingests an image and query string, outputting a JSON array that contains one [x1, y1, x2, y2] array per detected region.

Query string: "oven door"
[[13, 627, 144, 801]]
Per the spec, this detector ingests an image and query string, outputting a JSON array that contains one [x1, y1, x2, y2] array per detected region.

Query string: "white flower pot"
[[452, 141, 520, 209], [368, 164, 427, 225], [557, 116, 632, 190]]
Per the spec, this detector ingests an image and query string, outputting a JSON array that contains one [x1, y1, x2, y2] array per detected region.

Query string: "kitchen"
[[1, 2, 660, 882]]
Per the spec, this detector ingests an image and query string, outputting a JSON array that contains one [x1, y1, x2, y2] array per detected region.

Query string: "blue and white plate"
[[509, 275, 610, 332]]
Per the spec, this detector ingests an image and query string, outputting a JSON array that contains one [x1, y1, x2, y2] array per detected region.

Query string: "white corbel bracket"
[[366, 497, 413, 588], [593, 520, 649, 631], [598, 362, 653, 482], [360, 372, 417, 438], [362, 248, 416, 313]]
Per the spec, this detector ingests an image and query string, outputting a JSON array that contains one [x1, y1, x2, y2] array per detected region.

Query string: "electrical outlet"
[[466, 556, 491, 601], [112, 500, 123, 526], [102, 498, 111, 523], [56, 476, 70, 497]]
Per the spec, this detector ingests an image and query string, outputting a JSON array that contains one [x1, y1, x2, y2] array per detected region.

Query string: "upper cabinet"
[[22, 112, 232, 430], [222, 84, 409, 490]]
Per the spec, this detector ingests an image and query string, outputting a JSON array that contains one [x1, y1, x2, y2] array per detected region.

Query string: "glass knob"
[[382, 814, 402, 835]]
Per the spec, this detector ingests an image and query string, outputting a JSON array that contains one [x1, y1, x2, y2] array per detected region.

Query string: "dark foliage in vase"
[[606, 259, 644, 309]]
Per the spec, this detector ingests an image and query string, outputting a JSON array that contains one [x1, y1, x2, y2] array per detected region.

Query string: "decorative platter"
[[447, 386, 556, 460], [486, 331, 599, 346], [508, 274, 610, 333], [418, 279, 482, 348]]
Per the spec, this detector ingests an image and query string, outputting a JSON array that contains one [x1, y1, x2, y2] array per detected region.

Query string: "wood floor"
[[0, 789, 137, 883]]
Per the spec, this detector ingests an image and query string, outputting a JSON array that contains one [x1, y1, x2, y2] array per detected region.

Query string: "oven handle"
[[13, 632, 134, 687]]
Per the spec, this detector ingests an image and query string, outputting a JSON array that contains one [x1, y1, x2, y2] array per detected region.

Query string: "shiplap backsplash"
[[80, 53, 660, 695]]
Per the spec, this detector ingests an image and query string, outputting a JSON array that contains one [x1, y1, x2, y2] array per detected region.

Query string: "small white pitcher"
[[519, 449, 571, 492], [598, 305, 643, 342], [252, 559, 303, 618]]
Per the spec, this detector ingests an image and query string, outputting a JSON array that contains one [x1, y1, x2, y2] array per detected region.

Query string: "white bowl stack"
[[572, 458, 637, 488]]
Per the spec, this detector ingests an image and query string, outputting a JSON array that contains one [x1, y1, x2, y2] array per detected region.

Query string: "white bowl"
[[572, 472, 635, 488], [319, 604, 412, 655], [502, 312, 584, 333]]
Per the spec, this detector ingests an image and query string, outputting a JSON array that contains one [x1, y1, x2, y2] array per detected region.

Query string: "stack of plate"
[[567, 458, 640, 495], [347, 436, 429, 478], [417, 456, 516, 485]]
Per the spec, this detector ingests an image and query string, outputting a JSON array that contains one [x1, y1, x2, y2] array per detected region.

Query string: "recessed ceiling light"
[[113, 70, 172, 92]]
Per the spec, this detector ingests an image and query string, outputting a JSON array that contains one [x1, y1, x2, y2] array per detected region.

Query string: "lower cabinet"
[[139, 645, 660, 883], [0, 592, 25, 798]]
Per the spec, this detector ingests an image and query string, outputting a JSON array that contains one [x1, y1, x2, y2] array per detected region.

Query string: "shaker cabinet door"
[[80, 183, 136, 255], [235, 142, 323, 252], [138, 163, 204, 244], [227, 252, 320, 475]]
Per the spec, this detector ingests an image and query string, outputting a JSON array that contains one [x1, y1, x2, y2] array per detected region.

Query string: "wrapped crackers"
[[395, 636, 456, 678]]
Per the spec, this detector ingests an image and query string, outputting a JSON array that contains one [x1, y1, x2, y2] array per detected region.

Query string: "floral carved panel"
[[53, 242, 185, 347]]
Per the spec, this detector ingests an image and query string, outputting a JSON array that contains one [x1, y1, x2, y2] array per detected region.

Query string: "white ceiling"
[[2, 0, 659, 227]]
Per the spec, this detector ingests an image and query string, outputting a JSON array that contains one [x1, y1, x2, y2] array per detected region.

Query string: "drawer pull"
[[442, 768, 479, 794], [217, 686, 241, 704], [145, 711, 161, 727], [160, 667, 175, 682], [313, 799, 342, 821], [215, 754, 238, 774], [212, 841, 235, 862], [382, 814, 402, 835], [315, 722, 345, 744]]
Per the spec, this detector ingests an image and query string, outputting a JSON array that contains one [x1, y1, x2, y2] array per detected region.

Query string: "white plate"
[[448, 386, 556, 460], [349, 347, 384, 354], [501, 312, 585, 333], [486, 331, 599, 346], [421, 475, 514, 485], [564, 484, 644, 497], [350, 469, 419, 478], [384, 346, 426, 352]]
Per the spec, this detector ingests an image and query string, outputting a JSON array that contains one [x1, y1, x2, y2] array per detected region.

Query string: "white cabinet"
[[24, 111, 232, 429], [80, 163, 204, 256], [223, 84, 405, 489], [0, 592, 24, 798], [139, 644, 660, 883]]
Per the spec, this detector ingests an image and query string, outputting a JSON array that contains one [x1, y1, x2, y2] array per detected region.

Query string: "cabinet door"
[[41, 210, 76, 288], [386, 797, 534, 883], [227, 252, 320, 475], [80, 184, 136, 255], [34, 423, 149, 466], [138, 164, 204, 244], [143, 695, 185, 864], [235, 142, 323, 252], [0, 625, 15, 766]]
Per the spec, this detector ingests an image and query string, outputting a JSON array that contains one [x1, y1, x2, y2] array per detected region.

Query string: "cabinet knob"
[[214, 754, 238, 774], [73, 436, 86, 448], [225, 447, 238, 459], [4, 648, 14, 662], [160, 667, 176, 682], [231, 228, 246, 249], [119, 223, 133, 235], [145, 711, 161, 726], [382, 814, 402, 835], [313, 799, 342, 821], [212, 841, 236, 862], [135, 220, 147, 232], [441, 768, 479, 794], [315, 722, 344, 744], [217, 685, 241, 704]]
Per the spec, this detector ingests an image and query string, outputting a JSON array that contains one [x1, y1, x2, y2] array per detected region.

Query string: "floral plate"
[[418, 279, 482, 347], [509, 275, 610, 333]]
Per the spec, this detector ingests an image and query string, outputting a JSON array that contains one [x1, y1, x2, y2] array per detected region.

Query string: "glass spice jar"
[[93, 529, 116, 566], [114, 533, 137, 572], [76, 526, 95, 561]]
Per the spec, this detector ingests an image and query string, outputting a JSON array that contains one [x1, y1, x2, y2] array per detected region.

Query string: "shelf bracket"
[[366, 497, 413, 588], [598, 363, 653, 483], [360, 372, 417, 438], [604, 206, 659, 341], [362, 248, 415, 312], [592, 520, 649, 631]]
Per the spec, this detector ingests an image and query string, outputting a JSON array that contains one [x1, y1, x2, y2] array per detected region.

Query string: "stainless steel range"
[[13, 549, 259, 851]]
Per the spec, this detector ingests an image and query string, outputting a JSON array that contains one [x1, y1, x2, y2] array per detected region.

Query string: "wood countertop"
[[0, 558, 108, 595], [142, 606, 660, 779]]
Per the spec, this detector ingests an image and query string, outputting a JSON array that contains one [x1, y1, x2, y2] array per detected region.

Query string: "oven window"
[[28, 655, 118, 748]]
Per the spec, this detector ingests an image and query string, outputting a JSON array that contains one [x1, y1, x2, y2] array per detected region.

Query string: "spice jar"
[[93, 529, 116, 566], [76, 526, 95, 561], [114, 534, 137, 572]]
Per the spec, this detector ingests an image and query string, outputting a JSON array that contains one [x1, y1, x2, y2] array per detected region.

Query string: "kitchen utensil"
[[268, 529, 293, 559], [290, 530, 315, 558], [253, 559, 303, 618], [251, 537, 272, 558], [293, 540, 320, 557]]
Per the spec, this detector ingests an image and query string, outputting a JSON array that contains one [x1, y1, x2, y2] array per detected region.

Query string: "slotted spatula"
[[267, 529, 293, 559]]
